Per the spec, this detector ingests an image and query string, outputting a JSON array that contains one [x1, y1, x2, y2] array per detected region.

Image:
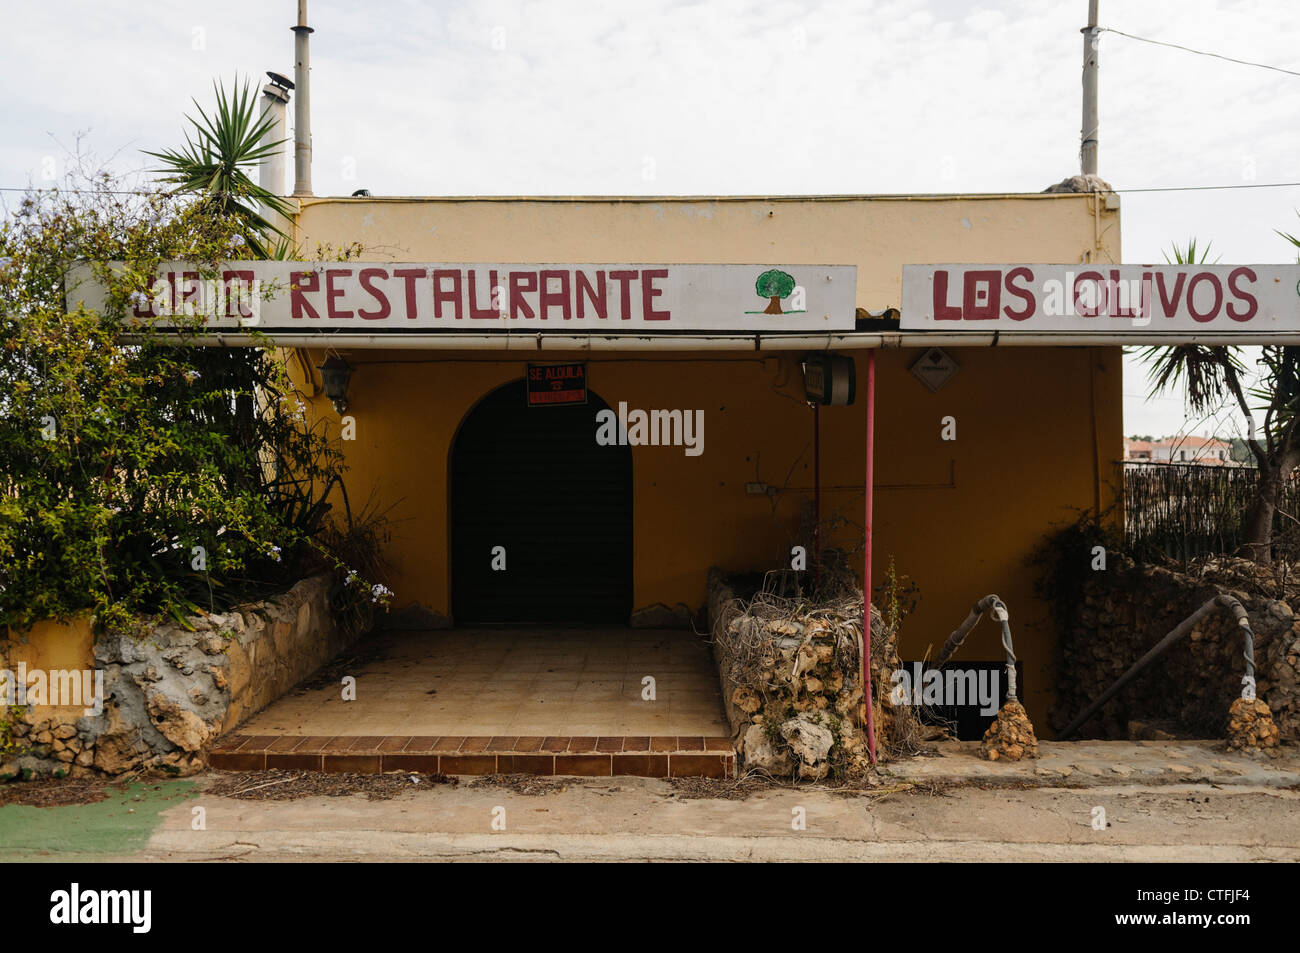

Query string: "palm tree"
[[1141, 236, 1300, 566], [146, 76, 292, 258]]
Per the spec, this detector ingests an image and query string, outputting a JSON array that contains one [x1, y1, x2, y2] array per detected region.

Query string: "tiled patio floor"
[[237, 628, 730, 737]]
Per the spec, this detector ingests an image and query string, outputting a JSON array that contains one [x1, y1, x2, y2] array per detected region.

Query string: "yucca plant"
[[1138, 241, 1244, 415], [145, 76, 292, 258], [1280, 214, 1300, 255], [1140, 236, 1300, 566]]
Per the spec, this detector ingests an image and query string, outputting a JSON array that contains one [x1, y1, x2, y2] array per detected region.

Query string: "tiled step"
[[210, 734, 735, 778]]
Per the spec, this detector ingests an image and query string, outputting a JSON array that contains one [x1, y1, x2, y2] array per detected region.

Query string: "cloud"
[[3, 0, 1297, 434]]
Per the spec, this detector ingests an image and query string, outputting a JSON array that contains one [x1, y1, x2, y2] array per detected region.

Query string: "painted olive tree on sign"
[[756, 269, 796, 315]]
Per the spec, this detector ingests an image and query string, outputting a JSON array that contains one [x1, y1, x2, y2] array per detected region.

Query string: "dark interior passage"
[[451, 380, 633, 624]]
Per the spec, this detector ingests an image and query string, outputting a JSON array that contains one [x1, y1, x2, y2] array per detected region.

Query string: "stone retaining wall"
[[707, 568, 902, 778], [1, 574, 352, 779], [1052, 557, 1300, 742]]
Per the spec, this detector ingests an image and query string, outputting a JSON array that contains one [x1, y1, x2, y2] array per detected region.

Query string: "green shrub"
[[0, 179, 381, 636]]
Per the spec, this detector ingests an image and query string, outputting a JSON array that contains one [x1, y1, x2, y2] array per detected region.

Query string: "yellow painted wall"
[[290, 194, 1123, 732], [2, 618, 95, 720]]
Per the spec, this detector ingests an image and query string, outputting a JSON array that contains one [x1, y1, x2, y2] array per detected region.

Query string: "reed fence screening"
[[1122, 462, 1300, 562]]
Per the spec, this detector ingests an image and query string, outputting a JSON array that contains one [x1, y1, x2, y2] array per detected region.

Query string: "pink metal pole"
[[813, 402, 821, 592], [862, 351, 878, 764]]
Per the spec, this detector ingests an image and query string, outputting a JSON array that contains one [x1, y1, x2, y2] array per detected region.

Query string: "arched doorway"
[[450, 379, 633, 624]]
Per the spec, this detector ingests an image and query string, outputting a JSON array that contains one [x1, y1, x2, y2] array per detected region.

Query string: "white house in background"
[[1124, 438, 1154, 462], [1125, 435, 1237, 466]]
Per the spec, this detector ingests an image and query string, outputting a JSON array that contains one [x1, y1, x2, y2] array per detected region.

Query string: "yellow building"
[[282, 192, 1123, 733]]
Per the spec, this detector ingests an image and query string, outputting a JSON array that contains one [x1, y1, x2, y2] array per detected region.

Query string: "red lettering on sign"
[[1227, 267, 1258, 322], [1155, 272, 1186, 318], [222, 269, 255, 318], [509, 271, 537, 319], [1074, 271, 1105, 317], [1003, 267, 1035, 320], [1136, 272, 1155, 319], [358, 268, 391, 320], [609, 270, 638, 320], [326, 269, 353, 319], [641, 268, 669, 320], [181, 271, 200, 313], [467, 269, 497, 319], [1108, 269, 1138, 319], [432, 269, 463, 320], [1187, 272, 1223, 323], [933, 271, 962, 321], [526, 361, 587, 405], [290, 271, 320, 319], [962, 270, 1001, 320], [392, 268, 425, 320], [539, 270, 572, 320], [576, 271, 607, 320]]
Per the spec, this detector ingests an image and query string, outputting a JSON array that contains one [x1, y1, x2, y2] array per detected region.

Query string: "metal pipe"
[[935, 594, 1019, 701], [1059, 593, 1256, 739], [862, 350, 878, 763], [258, 81, 290, 198], [1081, 0, 1100, 175], [292, 0, 314, 197], [812, 401, 821, 592], [141, 333, 812, 350], [130, 330, 1300, 350], [258, 79, 292, 243]]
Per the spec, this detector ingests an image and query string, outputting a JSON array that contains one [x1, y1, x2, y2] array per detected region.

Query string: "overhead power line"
[[1102, 27, 1300, 79], [1113, 182, 1300, 194], [0, 186, 159, 196]]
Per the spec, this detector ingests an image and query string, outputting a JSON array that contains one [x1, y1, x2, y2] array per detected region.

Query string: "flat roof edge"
[[298, 192, 1104, 206]]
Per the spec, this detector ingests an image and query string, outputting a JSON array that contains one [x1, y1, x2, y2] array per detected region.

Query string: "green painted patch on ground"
[[0, 780, 197, 858]]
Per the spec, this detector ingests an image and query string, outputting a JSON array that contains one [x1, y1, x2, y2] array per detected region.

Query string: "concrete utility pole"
[[292, 0, 314, 197], [1080, 0, 1100, 176]]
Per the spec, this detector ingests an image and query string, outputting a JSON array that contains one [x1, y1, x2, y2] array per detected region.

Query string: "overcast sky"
[[4, 0, 1298, 439]]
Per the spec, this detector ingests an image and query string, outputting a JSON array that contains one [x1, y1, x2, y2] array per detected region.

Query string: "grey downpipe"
[[1060, 593, 1256, 739], [936, 594, 1019, 702]]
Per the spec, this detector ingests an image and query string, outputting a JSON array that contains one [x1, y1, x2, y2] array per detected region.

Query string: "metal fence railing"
[[1121, 461, 1300, 563]]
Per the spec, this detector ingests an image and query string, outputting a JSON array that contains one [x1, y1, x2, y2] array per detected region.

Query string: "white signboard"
[[901, 264, 1300, 332], [67, 262, 857, 333]]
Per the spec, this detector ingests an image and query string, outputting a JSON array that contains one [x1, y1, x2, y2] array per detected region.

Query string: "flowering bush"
[[0, 176, 381, 636]]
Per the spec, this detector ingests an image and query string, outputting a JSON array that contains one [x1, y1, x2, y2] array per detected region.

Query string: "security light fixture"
[[801, 353, 856, 406], [318, 356, 352, 414]]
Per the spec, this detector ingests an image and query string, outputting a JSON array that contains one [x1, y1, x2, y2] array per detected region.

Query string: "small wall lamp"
[[317, 356, 352, 414]]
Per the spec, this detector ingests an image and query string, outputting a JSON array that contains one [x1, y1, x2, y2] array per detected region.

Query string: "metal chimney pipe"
[[292, 0, 314, 197], [259, 77, 291, 197]]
